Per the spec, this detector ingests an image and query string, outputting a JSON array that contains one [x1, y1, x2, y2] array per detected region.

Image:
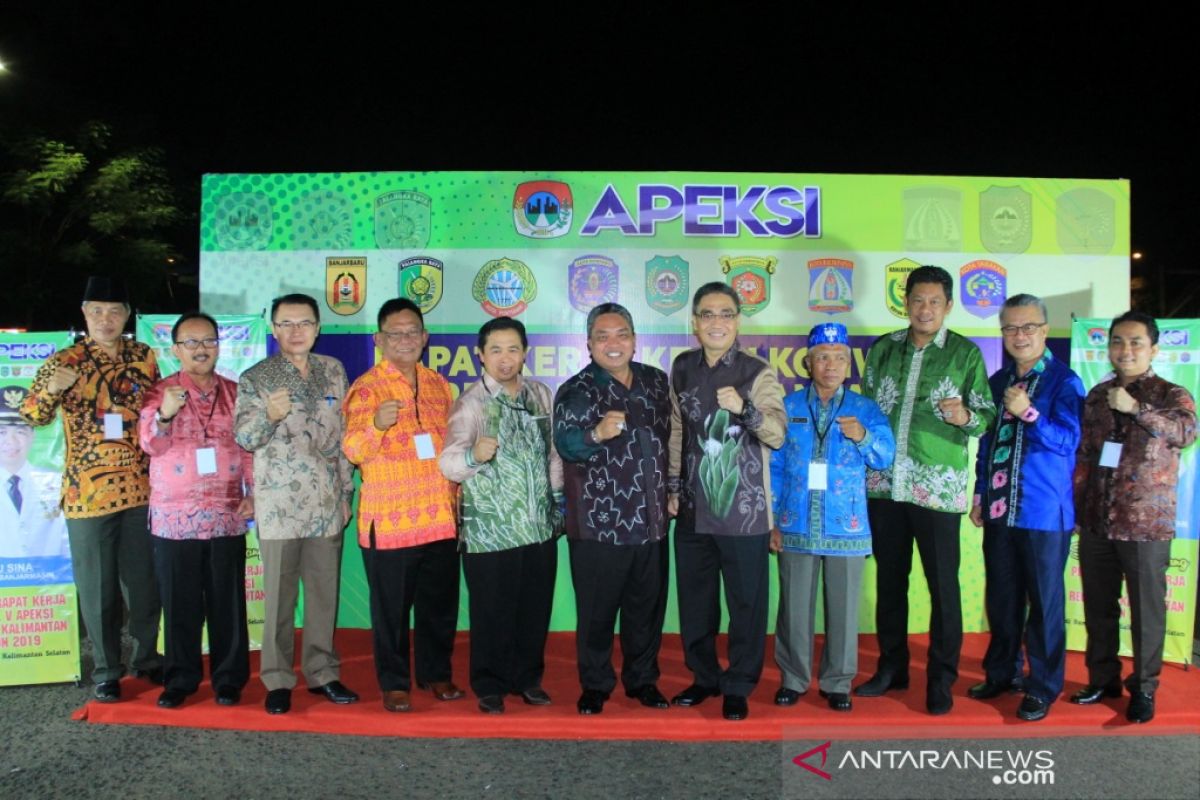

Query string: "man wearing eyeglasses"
[[966, 295, 1085, 722], [139, 312, 254, 709], [20, 275, 162, 703], [667, 282, 786, 721], [344, 298, 462, 713], [235, 294, 357, 715]]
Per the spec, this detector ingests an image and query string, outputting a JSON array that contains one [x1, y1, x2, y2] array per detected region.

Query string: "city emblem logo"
[[374, 190, 432, 250], [473, 257, 537, 318], [903, 186, 962, 252], [568, 255, 620, 314], [326, 257, 368, 316], [884, 258, 921, 319], [513, 180, 573, 239], [1087, 327, 1108, 346], [1057, 188, 1115, 254], [807, 258, 854, 315], [645, 255, 689, 316], [719, 255, 777, 317], [959, 260, 1007, 319], [398, 256, 444, 314], [294, 191, 353, 250], [979, 185, 1032, 254], [212, 191, 274, 251]]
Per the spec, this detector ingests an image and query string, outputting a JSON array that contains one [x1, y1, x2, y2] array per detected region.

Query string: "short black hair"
[[377, 297, 424, 329], [171, 311, 219, 343], [270, 293, 320, 323], [1110, 310, 1160, 345], [586, 302, 635, 338], [905, 265, 954, 303], [692, 281, 740, 315], [477, 317, 528, 350]]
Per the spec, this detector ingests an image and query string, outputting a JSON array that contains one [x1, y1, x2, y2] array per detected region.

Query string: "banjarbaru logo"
[[580, 183, 821, 237], [792, 742, 1055, 786]]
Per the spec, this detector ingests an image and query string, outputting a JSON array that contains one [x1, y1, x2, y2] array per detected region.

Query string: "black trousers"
[[462, 538, 557, 698], [152, 535, 249, 693], [673, 528, 769, 697], [570, 537, 669, 694], [361, 536, 460, 692], [1078, 532, 1171, 694], [868, 499, 963, 689]]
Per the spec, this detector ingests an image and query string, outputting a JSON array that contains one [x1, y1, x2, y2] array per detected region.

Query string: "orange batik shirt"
[[342, 360, 457, 550]]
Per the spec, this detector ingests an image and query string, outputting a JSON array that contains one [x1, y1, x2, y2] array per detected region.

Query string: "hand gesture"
[[769, 527, 783, 553], [836, 415, 865, 443], [594, 410, 627, 442], [237, 496, 255, 519], [716, 386, 745, 416], [667, 493, 679, 517], [265, 388, 292, 423], [473, 436, 498, 464], [160, 386, 188, 419], [1107, 386, 1138, 415], [374, 399, 401, 431], [968, 504, 984, 528], [938, 396, 968, 426], [48, 363, 80, 395], [1003, 386, 1031, 417]]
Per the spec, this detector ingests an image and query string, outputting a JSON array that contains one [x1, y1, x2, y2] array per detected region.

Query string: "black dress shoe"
[[672, 684, 720, 707], [820, 690, 852, 712], [625, 684, 669, 709], [774, 687, 804, 706], [518, 687, 552, 706], [1126, 691, 1155, 723], [1016, 695, 1049, 721], [308, 680, 359, 704], [157, 688, 189, 708], [265, 688, 291, 715], [722, 694, 749, 721], [214, 685, 241, 706], [1069, 683, 1122, 705], [577, 688, 609, 715], [926, 684, 953, 716], [93, 680, 121, 703], [967, 680, 1017, 700], [478, 694, 505, 714], [135, 666, 165, 686], [853, 672, 909, 697]]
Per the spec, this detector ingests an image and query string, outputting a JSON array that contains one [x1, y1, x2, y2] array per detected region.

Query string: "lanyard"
[[807, 385, 845, 457], [191, 380, 220, 441], [84, 343, 137, 411]]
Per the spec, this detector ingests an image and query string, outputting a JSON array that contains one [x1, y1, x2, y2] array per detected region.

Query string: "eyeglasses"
[[175, 337, 220, 350], [379, 329, 424, 342], [694, 310, 739, 322], [274, 320, 317, 331], [1000, 322, 1046, 337]]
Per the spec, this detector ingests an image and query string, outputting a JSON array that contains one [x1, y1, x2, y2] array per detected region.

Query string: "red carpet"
[[73, 632, 1200, 741]]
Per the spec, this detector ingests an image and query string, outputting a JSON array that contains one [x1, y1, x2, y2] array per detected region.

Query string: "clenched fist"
[[265, 388, 292, 423]]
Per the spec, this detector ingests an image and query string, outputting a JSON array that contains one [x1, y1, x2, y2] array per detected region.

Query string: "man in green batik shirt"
[[854, 265, 994, 716]]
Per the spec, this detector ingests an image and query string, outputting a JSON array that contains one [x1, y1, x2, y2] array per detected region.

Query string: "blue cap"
[[807, 322, 849, 347]]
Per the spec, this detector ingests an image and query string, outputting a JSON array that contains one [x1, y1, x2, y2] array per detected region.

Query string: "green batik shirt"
[[862, 326, 994, 513]]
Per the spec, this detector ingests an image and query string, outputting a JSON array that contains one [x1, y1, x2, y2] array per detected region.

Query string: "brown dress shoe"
[[382, 690, 411, 712], [418, 681, 465, 701]]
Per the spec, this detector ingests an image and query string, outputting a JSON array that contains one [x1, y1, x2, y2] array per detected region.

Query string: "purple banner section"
[[308, 331, 1013, 399]]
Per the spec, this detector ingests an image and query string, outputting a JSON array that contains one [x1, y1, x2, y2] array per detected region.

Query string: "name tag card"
[[103, 413, 123, 441], [196, 447, 218, 475], [808, 462, 828, 491], [1099, 441, 1122, 469], [414, 433, 436, 460]]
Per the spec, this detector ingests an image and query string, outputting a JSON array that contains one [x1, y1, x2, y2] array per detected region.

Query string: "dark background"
[[1, 5, 1195, 328]]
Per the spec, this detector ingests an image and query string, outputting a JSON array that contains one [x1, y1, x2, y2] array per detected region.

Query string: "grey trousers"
[[259, 536, 343, 691], [66, 506, 162, 683], [774, 552, 865, 695]]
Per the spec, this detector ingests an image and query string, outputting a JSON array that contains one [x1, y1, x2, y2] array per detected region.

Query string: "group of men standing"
[[20, 268, 1195, 726]]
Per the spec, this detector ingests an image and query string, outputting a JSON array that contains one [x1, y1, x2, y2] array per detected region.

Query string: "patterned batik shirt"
[[440, 372, 563, 554], [234, 353, 353, 541], [1074, 369, 1197, 542], [862, 326, 994, 513], [20, 337, 159, 518], [553, 361, 671, 546]]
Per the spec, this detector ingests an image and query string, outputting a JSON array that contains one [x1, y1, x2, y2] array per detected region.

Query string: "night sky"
[[1, 7, 1193, 325]]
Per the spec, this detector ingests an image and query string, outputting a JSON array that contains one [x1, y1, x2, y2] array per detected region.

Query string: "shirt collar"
[[699, 340, 741, 369]]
